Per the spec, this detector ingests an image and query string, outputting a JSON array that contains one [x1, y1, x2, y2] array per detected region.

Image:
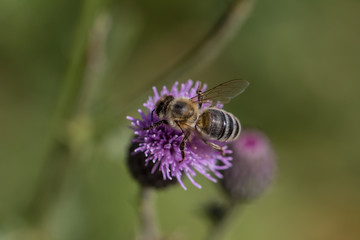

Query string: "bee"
[[144, 79, 249, 161]]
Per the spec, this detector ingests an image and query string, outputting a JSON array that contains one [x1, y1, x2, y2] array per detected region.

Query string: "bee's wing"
[[191, 79, 249, 104]]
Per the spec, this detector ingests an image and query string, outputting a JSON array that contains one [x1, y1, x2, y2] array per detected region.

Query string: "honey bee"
[[144, 79, 249, 161]]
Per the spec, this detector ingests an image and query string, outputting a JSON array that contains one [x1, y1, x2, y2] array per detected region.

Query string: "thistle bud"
[[221, 129, 276, 203]]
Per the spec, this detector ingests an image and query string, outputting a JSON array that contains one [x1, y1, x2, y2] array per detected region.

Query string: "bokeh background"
[[1, 0, 359, 239]]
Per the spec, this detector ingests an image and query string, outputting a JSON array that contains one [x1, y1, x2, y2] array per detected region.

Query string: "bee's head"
[[154, 95, 175, 119]]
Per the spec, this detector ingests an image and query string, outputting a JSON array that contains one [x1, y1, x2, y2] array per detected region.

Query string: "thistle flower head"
[[221, 129, 276, 202], [127, 80, 233, 190]]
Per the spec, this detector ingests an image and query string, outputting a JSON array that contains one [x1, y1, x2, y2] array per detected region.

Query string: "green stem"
[[157, 0, 256, 85], [138, 187, 159, 240], [54, 0, 102, 123], [25, 0, 104, 223]]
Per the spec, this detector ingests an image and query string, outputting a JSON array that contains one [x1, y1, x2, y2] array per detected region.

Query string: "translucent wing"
[[191, 79, 249, 105]]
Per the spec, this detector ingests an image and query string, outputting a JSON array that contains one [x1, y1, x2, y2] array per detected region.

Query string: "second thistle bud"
[[221, 129, 276, 203]]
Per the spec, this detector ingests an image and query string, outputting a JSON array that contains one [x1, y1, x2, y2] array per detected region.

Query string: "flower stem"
[[25, 1, 106, 223], [157, 0, 256, 85], [138, 187, 159, 240], [54, 0, 103, 122]]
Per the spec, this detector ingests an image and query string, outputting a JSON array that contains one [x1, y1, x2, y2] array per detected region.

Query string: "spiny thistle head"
[[127, 80, 234, 190], [221, 129, 276, 203]]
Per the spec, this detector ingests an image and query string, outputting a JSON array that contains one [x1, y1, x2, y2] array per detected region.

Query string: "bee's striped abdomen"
[[196, 108, 241, 142]]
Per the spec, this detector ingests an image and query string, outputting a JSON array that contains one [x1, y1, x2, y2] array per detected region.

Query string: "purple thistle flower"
[[127, 80, 233, 190], [221, 129, 276, 202]]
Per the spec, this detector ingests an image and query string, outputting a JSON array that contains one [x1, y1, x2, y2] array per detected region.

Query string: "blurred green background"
[[1, 0, 360, 239]]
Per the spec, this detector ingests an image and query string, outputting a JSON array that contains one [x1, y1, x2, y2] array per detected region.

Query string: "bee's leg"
[[143, 120, 169, 130], [202, 139, 226, 157], [180, 131, 191, 162], [197, 84, 204, 109], [150, 109, 156, 122], [174, 121, 191, 162]]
